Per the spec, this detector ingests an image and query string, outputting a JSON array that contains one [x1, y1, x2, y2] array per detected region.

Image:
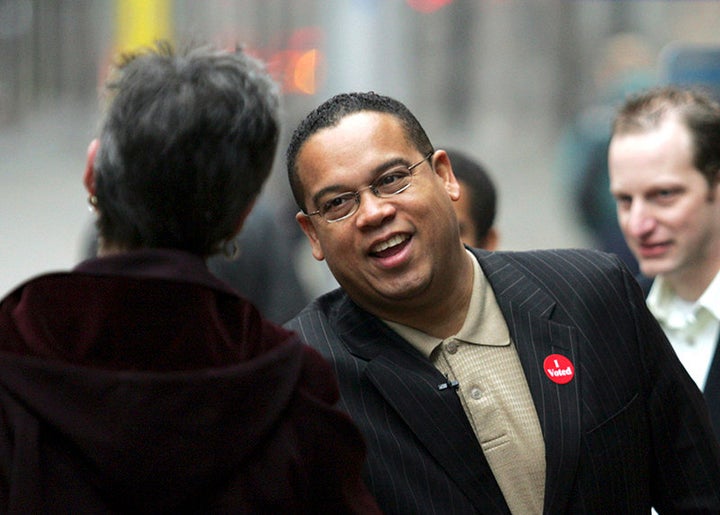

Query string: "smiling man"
[[609, 86, 720, 439], [285, 91, 720, 514]]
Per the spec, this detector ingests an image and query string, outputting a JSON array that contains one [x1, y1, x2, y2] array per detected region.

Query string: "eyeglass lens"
[[319, 167, 413, 221]]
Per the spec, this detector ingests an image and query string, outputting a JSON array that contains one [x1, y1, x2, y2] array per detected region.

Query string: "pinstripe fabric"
[[286, 248, 720, 514]]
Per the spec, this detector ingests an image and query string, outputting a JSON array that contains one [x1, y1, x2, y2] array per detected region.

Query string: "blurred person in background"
[[284, 90, 720, 514], [206, 198, 310, 324], [445, 147, 499, 250], [0, 41, 379, 513], [557, 32, 657, 274], [609, 86, 720, 439]]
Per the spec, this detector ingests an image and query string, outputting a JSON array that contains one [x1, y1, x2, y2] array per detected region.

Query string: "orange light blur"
[[261, 27, 325, 95], [293, 49, 319, 94]]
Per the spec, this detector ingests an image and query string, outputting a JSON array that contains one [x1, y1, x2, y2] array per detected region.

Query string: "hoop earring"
[[222, 239, 240, 260], [87, 195, 98, 212]]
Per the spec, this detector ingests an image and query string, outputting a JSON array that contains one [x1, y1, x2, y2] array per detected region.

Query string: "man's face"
[[609, 118, 720, 285], [294, 111, 463, 316]]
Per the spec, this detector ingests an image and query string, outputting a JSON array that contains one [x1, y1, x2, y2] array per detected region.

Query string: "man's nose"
[[354, 190, 395, 227], [627, 201, 656, 238]]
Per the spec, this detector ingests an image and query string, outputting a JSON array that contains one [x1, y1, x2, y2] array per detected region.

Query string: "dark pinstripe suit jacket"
[[286, 248, 720, 514], [637, 275, 720, 441]]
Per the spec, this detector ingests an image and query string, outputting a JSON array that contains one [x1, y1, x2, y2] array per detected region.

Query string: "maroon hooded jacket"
[[0, 249, 380, 513]]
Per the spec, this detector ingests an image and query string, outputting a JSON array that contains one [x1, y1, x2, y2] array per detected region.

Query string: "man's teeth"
[[372, 234, 407, 253]]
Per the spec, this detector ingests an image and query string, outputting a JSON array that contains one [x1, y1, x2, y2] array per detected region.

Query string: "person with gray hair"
[[609, 85, 720, 439], [0, 42, 378, 513]]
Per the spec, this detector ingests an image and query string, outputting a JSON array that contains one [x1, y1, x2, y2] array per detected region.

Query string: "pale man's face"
[[609, 117, 720, 290]]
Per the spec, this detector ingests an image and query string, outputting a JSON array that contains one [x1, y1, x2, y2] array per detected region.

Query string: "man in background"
[[609, 85, 720, 438], [445, 148, 499, 250]]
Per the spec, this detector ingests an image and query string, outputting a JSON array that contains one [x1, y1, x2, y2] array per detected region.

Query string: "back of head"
[[286, 91, 434, 211], [93, 41, 280, 256], [445, 148, 497, 243], [612, 86, 720, 187]]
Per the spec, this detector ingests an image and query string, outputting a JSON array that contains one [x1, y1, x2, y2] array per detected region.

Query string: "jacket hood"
[[0, 341, 306, 508]]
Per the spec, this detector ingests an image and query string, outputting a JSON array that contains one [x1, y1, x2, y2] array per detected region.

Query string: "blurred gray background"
[[2, 0, 720, 296]]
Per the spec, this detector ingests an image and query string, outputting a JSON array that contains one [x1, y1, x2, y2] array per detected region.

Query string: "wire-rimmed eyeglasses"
[[303, 152, 434, 223]]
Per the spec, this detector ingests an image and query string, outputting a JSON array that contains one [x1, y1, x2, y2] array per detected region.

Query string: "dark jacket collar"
[[74, 248, 236, 295]]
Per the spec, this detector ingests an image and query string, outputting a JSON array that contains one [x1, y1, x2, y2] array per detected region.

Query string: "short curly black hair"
[[286, 91, 433, 212]]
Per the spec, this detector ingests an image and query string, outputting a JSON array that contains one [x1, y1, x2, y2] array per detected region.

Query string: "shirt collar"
[[454, 251, 509, 346], [384, 250, 510, 358], [698, 270, 720, 320], [647, 270, 720, 329]]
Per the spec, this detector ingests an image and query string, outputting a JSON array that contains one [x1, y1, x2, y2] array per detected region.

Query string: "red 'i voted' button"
[[543, 354, 575, 384]]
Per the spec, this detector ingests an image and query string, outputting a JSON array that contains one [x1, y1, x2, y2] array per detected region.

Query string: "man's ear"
[[83, 139, 100, 196], [296, 211, 325, 261], [432, 150, 460, 201]]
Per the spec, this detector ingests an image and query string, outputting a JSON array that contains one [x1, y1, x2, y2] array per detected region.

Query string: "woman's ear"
[[83, 139, 100, 196]]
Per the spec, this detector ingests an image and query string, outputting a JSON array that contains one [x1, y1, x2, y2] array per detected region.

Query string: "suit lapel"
[[333, 295, 511, 513], [475, 249, 582, 513]]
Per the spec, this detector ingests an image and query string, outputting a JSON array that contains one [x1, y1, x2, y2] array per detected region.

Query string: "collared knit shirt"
[[385, 251, 546, 514]]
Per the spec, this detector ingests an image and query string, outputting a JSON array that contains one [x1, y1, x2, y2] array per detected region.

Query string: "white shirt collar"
[[648, 270, 720, 328]]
